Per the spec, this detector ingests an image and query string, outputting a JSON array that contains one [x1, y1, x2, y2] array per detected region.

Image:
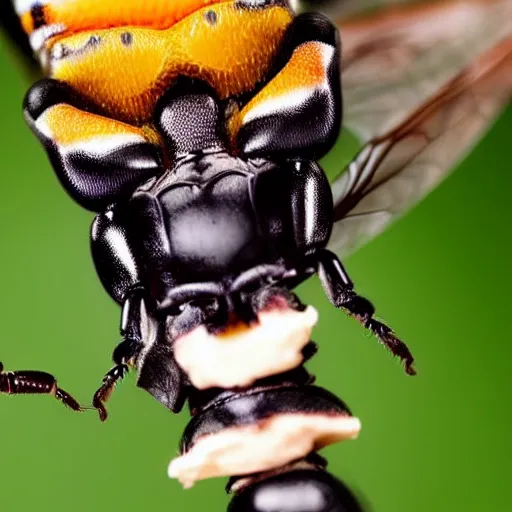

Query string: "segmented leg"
[[0, 361, 84, 411], [93, 362, 129, 422], [92, 339, 143, 422], [317, 249, 416, 375], [92, 289, 145, 421]]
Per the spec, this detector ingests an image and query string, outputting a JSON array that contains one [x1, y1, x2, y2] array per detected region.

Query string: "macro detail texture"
[[0, 1, 510, 511]]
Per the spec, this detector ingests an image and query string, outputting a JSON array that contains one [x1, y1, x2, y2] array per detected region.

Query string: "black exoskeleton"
[[3, 12, 415, 512], [90, 79, 336, 409], [88, 79, 413, 416]]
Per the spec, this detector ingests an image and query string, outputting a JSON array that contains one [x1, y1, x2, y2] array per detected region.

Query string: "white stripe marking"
[[29, 24, 66, 52]]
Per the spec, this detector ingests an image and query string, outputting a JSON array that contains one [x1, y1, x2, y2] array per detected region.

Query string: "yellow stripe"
[[48, 5, 293, 123], [41, 104, 147, 145]]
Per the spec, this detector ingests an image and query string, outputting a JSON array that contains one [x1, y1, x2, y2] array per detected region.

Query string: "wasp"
[[0, 1, 510, 511]]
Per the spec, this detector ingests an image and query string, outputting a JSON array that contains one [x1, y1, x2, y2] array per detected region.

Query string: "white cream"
[[168, 412, 361, 489], [174, 306, 318, 389]]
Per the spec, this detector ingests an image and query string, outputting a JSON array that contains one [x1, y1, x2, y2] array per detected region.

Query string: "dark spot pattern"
[[204, 10, 218, 25], [30, 3, 46, 29], [89, 35, 101, 46], [121, 32, 133, 46]]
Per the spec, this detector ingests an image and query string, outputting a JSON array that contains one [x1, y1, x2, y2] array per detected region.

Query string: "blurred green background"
[[0, 27, 511, 512]]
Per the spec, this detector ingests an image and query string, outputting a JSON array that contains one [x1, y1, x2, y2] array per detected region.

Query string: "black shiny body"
[[96, 151, 332, 312], [89, 82, 340, 416], [1, 10, 417, 512], [182, 385, 351, 452], [228, 470, 364, 512]]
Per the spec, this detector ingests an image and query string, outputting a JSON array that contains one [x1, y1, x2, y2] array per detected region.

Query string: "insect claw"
[[405, 361, 417, 376], [92, 363, 130, 421], [98, 405, 108, 422]]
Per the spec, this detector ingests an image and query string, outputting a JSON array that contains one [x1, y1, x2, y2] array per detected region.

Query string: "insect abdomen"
[[15, 1, 294, 124]]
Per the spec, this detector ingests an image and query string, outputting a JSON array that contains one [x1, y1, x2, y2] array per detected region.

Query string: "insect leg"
[[233, 12, 341, 161], [23, 78, 163, 212], [0, 362, 84, 412], [317, 249, 416, 375], [90, 208, 149, 420], [92, 288, 145, 422]]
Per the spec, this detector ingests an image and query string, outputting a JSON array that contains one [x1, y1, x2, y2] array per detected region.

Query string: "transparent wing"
[[301, 0, 512, 256], [297, 0, 417, 18]]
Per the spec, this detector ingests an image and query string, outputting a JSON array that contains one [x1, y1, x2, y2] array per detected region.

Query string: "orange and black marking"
[[229, 40, 337, 143], [29, 3, 46, 29], [16, 1, 295, 124], [19, 1, 341, 210], [5, 6, 406, 506]]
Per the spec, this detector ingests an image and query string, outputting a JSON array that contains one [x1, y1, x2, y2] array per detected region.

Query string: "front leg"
[[317, 249, 416, 375], [0, 362, 84, 412], [92, 288, 145, 421], [90, 206, 187, 418]]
